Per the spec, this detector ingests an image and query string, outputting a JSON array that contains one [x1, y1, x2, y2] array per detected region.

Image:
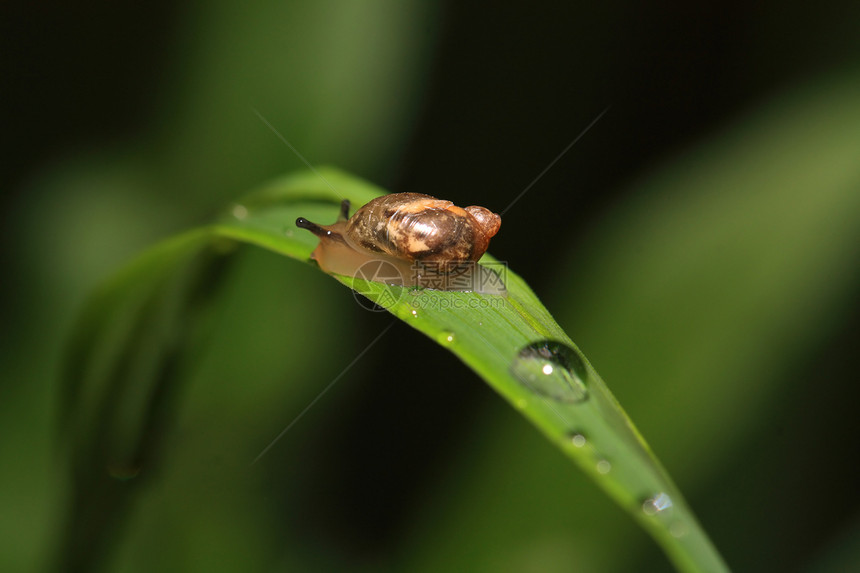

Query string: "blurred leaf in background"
[[1, 1, 439, 571], [3, 0, 860, 572]]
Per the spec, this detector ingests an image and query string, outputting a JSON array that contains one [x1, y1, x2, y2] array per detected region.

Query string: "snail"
[[296, 193, 501, 288]]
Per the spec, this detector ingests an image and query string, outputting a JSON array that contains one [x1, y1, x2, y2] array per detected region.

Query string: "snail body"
[[296, 193, 501, 287]]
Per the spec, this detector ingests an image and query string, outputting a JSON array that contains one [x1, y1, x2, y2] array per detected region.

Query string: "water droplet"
[[436, 331, 456, 345], [231, 204, 249, 220], [411, 309, 418, 318], [642, 492, 673, 515], [510, 340, 589, 403], [670, 521, 688, 538], [569, 433, 587, 448], [596, 460, 611, 474]]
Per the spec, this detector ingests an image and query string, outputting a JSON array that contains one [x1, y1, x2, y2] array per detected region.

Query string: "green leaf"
[[60, 167, 727, 572]]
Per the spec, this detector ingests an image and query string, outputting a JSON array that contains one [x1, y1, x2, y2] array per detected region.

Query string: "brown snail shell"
[[296, 193, 501, 287]]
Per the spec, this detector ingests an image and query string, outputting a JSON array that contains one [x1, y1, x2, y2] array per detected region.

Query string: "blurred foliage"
[[2, 1, 860, 572]]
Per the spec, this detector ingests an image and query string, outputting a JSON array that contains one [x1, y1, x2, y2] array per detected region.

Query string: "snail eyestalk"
[[338, 199, 351, 221], [295, 217, 326, 237]]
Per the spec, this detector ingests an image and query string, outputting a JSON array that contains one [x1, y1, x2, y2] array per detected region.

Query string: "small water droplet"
[[436, 331, 456, 345], [670, 521, 688, 538], [642, 492, 673, 515], [569, 433, 587, 448], [231, 204, 249, 220], [478, 321, 483, 326], [510, 340, 589, 403], [411, 309, 418, 318], [596, 460, 611, 474]]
